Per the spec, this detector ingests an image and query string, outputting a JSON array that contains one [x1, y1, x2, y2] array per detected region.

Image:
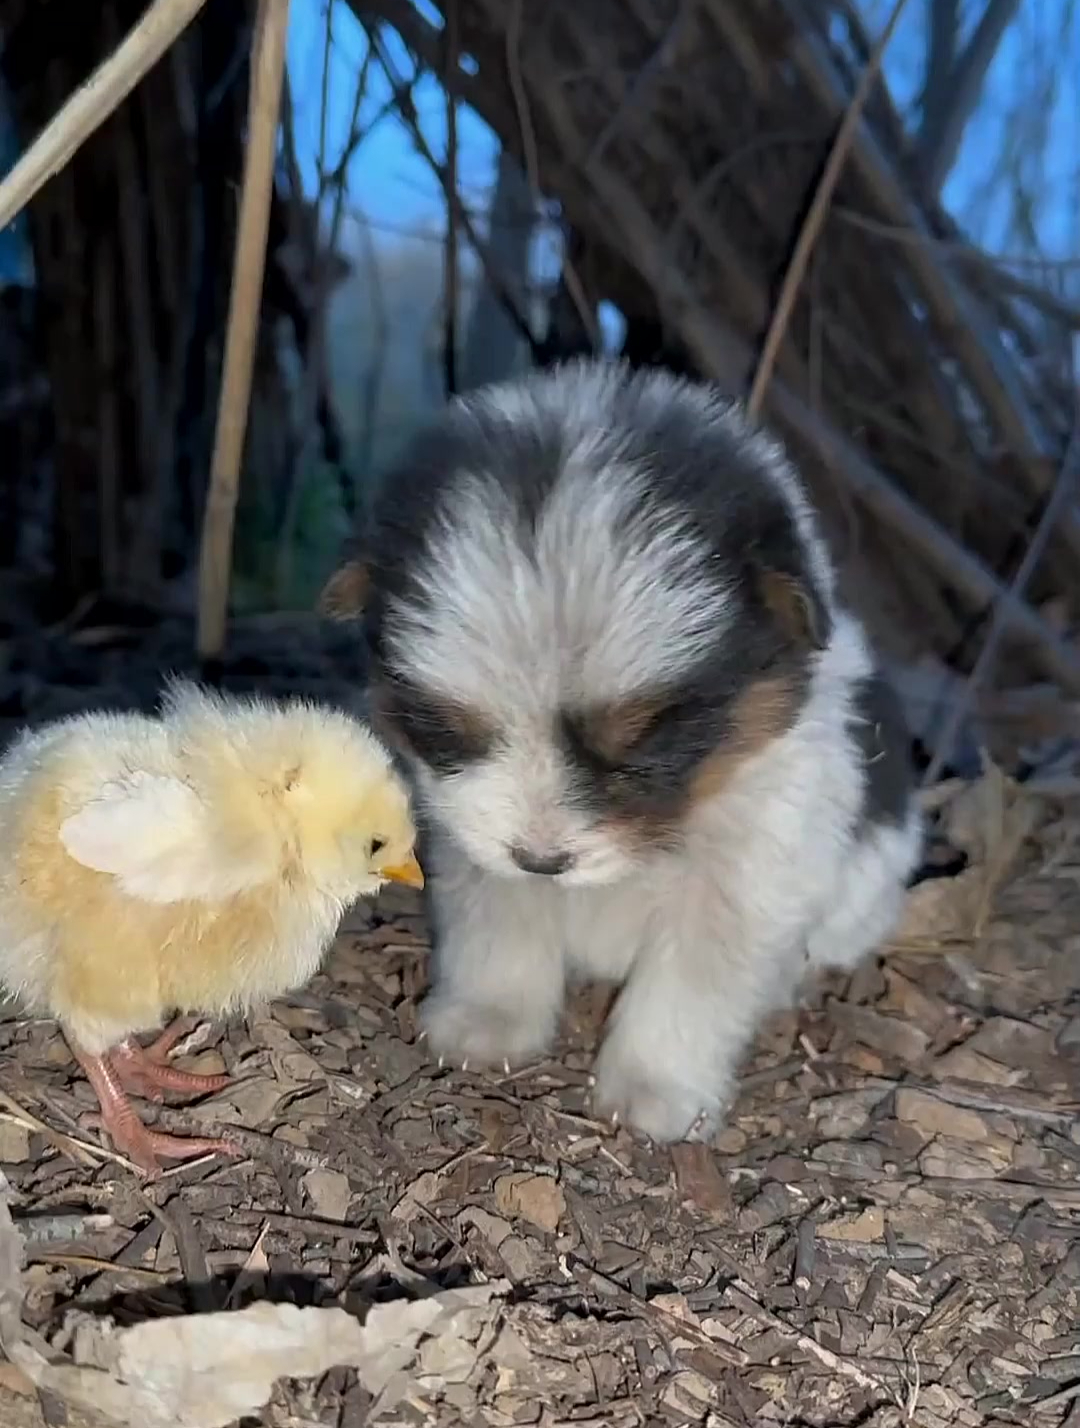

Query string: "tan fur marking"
[[759, 569, 825, 649], [372, 682, 494, 761], [318, 560, 370, 620], [579, 696, 663, 764], [688, 673, 801, 808], [598, 807, 681, 857]]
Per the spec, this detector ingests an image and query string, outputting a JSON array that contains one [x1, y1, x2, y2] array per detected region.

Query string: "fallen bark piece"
[[494, 1172, 566, 1234], [1, 1174, 508, 1428], [32, 1286, 504, 1427]]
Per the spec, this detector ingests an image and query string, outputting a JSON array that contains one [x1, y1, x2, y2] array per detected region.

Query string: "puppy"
[[348, 359, 922, 1142]]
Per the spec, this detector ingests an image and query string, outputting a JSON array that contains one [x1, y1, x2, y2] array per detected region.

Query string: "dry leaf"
[[0, 1360, 36, 1396], [393, 1171, 442, 1224], [2, 1168, 510, 1428], [18, 1287, 506, 1428], [0, 1122, 30, 1162], [493, 1173, 565, 1234], [965, 1016, 1054, 1072], [818, 1206, 884, 1242], [894, 1088, 989, 1142], [251, 1015, 326, 1085], [893, 868, 984, 945], [918, 1137, 1011, 1178], [456, 1205, 512, 1250], [301, 1168, 352, 1222], [837, 1006, 930, 1065], [931, 1045, 1024, 1087]]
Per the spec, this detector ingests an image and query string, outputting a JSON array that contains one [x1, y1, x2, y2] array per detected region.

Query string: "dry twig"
[[0, 0, 209, 232], [747, 0, 911, 417], [505, 0, 599, 351], [196, 0, 292, 661], [365, 30, 544, 362], [443, 0, 461, 397], [454, 3, 1080, 695], [923, 416, 1080, 784]]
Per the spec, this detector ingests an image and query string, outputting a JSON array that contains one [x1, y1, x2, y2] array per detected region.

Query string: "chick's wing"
[[58, 770, 218, 904]]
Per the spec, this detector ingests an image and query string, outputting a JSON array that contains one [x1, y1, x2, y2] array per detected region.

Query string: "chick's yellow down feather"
[[0, 681, 422, 1175]]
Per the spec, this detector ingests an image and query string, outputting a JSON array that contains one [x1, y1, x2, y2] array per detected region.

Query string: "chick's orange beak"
[[379, 851, 424, 889]]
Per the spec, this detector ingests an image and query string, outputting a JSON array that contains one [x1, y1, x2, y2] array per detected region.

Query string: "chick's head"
[[158, 682, 423, 905]]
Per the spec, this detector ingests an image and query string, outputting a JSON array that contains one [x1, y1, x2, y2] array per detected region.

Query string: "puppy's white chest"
[[563, 882, 652, 983]]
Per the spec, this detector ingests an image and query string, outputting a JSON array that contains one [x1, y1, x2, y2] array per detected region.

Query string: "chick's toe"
[[73, 1046, 237, 1178], [111, 1035, 231, 1101]]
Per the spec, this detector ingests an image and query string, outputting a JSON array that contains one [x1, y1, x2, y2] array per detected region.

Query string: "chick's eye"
[[369, 837, 386, 857]]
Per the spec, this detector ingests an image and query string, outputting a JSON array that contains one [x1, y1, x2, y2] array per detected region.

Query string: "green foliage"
[[232, 455, 351, 614]]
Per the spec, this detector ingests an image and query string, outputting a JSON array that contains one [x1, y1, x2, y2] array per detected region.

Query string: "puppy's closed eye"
[[378, 679, 495, 773], [566, 697, 669, 769]]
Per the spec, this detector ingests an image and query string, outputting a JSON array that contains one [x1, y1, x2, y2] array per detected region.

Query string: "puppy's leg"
[[590, 872, 795, 1143], [419, 835, 565, 1070], [806, 806, 923, 971]]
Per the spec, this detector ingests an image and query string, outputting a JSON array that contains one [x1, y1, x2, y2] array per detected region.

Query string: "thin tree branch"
[[351, 207, 388, 496], [506, 0, 599, 351], [747, 0, 911, 418], [917, 0, 1022, 196], [317, 0, 334, 195], [365, 28, 546, 363], [924, 413, 1080, 785], [917, 0, 959, 153], [197, 0, 292, 661], [276, 21, 369, 601], [443, 0, 461, 397], [0, 0, 210, 231]]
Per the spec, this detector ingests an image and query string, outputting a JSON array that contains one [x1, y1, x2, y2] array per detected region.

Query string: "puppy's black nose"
[[511, 845, 573, 876]]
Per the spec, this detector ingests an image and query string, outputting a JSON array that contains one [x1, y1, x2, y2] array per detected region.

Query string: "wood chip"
[[671, 1143, 733, 1222], [301, 1169, 351, 1223], [493, 1173, 565, 1234], [894, 1087, 991, 1142]]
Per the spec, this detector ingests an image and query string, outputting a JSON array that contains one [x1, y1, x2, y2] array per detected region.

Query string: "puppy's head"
[[350, 361, 834, 884]]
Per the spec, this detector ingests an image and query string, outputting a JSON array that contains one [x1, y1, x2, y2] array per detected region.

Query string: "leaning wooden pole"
[[0, 0, 210, 231], [196, 0, 292, 662]]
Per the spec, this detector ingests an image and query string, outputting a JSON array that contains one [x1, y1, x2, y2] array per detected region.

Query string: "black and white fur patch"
[[355, 359, 923, 1143]]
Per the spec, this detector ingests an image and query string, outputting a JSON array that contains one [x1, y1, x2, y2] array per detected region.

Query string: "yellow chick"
[[0, 680, 423, 1175]]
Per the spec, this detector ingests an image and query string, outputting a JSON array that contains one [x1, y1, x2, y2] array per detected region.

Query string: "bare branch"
[[364, 26, 546, 364], [924, 413, 1080, 784], [197, 0, 292, 661], [461, 149, 535, 389], [917, 0, 959, 151], [0, 0, 209, 231], [351, 207, 388, 491], [443, 0, 461, 397], [747, 0, 911, 418], [917, 0, 1022, 196], [506, 0, 599, 351]]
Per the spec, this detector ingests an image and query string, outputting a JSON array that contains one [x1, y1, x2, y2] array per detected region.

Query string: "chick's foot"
[[74, 1048, 237, 1177], [110, 1024, 231, 1102]]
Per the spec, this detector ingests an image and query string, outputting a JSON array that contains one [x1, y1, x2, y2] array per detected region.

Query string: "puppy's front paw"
[[590, 1042, 726, 1143], [418, 992, 553, 1071]]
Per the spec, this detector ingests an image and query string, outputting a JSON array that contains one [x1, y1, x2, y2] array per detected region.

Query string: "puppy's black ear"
[[756, 567, 830, 651], [317, 558, 370, 621]]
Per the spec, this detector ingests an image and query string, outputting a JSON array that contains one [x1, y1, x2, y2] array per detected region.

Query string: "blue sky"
[[286, 1, 498, 243], [286, 0, 1078, 273]]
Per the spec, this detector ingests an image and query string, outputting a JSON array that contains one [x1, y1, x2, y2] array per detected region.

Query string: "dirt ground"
[[1, 617, 1079, 1428]]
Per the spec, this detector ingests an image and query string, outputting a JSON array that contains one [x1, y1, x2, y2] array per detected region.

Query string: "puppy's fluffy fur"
[[358, 360, 923, 1142]]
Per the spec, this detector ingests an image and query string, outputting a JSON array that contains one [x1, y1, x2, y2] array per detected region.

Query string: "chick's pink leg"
[[109, 1017, 232, 1100], [73, 1047, 236, 1178]]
